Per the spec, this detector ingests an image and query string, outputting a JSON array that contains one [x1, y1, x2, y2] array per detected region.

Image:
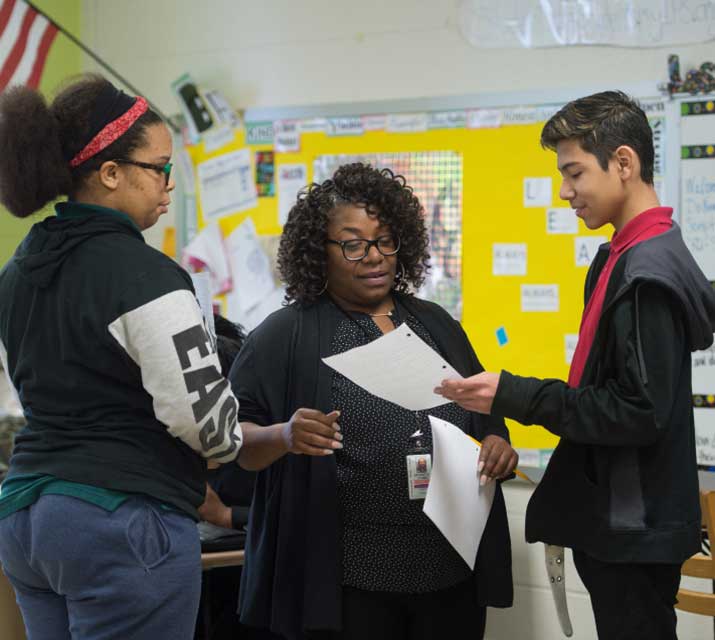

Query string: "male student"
[[437, 91, 715, 640]]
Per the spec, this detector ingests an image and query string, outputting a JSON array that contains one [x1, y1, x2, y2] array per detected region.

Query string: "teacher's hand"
[[435, 371, 501, 414], [282, 408, 343, 456], [478, 435, 519, 486]]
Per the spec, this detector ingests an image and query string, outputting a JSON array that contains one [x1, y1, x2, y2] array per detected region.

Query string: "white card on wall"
[[575, 236, 607, 267], [273, 120, 300, 153], [695, 409, 715, 466], [493, 243, 527, 276], [277, 163, 307, 227], [546, 208, 579, 234], [565, 334, 579, 365], [523, 177, 552, 207], [521, 285, 559, 312]]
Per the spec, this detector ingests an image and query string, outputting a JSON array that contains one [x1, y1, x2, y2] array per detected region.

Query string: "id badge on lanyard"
[[406, 414, 432, 500]]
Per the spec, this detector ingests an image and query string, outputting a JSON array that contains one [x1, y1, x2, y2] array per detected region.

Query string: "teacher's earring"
[[318, 279, 329, 295]]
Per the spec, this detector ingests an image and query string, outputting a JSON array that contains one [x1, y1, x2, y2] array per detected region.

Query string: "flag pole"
[[25, 1, 179, 133]]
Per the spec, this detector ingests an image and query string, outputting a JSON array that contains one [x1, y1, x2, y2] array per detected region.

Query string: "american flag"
[[0, 0, 57, 92]]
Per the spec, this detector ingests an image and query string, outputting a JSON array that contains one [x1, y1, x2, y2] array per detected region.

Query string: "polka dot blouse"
[[330, 303, 473, 593]]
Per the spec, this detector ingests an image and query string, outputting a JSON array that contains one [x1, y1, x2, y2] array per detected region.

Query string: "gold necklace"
[[368, 309, 394, 317]]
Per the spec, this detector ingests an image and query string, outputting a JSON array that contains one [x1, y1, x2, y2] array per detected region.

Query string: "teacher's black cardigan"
[[229, 293, 513, 639]]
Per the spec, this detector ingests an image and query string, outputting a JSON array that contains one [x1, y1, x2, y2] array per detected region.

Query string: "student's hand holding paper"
[[478, 435, 519, 486], [282, 409, 343, 456], [435, 371, 501, 414]]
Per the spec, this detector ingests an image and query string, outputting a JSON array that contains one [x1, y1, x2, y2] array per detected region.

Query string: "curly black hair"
[[278, 163, 430, 305], [0, 73, 162, 218]]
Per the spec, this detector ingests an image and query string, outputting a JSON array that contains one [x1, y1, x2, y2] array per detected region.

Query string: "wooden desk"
[[198, 549, 245, 639], [200, 549, 245, 571]]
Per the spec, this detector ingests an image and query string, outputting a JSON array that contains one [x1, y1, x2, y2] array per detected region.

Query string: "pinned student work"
[[322, 323, 462, 411]]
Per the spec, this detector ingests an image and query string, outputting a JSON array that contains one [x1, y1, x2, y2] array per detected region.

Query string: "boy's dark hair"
[[213, 314, 246, 377], [541, 91, 654, 184], [0, 73, 162, 218]]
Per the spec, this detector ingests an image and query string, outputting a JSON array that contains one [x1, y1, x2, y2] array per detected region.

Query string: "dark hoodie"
[[0, 203, 242, 518], [493, 222, 715, 564]]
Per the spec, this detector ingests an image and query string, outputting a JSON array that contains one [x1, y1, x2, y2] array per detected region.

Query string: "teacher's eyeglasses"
[[326, 235, 401, 261]]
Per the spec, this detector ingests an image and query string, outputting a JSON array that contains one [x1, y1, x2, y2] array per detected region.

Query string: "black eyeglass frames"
[[326, 235, 401, 261], [114, 159, 173, 186]]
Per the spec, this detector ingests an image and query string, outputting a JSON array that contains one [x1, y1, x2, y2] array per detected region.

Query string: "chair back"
[[676, 490, 715, 616]]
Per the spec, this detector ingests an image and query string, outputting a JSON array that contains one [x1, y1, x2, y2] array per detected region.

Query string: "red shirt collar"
[[610, 206, 673, 256]]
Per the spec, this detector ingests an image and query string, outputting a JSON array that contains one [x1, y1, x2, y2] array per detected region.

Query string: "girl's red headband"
[[69, 96, 149, 168]]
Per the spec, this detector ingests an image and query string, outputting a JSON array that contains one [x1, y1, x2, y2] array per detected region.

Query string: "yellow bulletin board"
[[181, 95, 664, 457]]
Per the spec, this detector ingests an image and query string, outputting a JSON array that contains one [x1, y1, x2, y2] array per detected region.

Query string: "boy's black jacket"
[[494, 223, 715, 563]]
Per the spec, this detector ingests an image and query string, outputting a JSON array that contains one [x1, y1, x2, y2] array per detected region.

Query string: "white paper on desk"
[[181, 222, 232, 295], [424, 416, 495, 570], [225, 218, 274, 313], [321, 323, 462, 411]]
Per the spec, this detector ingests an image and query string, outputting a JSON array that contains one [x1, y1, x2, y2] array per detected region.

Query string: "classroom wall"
[[77, 3, 715, 639], [0, 0, 82, 269], [80, 1, 714, 113]]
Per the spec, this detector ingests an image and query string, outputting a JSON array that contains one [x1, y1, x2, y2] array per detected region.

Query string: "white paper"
[[514, 448, 541, 469], [190, 272, 216, 338], [493, 243, 527, 276], [423, 416, 495, 569], [203, 89, 241, 129], [322, 323, 463, 411], [299, 118, 328, 134], [523, 177, 552, 207], [521, 285, 559, 312], [692, 345, 715, 395], [203, 126, 235, 153], [181, 222, 232, 295], [467, 108, 502, 129], [273, 120, 300, 153], [197, 149, 257, 220], [428, 111, 467, 129], [386, 112, 428, 133], [327, 117, 364, 136], [277, 163, 307, 227], [565, 333, 579, 365], [546, 208, 578, 234], [695, 409, 715, 466], [361, 114, 386, 131], [501, 106, 560, 125], [227, 285, 285, 332], [575, 235, 607, 267], [681, 158, 715, 279], [225, 218, 275, 313]]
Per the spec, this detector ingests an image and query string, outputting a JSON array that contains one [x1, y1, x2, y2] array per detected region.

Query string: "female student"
[[0, 75, 242, 640]]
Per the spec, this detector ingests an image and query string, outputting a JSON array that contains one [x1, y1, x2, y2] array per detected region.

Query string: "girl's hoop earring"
[[318, 279, 328, 295]]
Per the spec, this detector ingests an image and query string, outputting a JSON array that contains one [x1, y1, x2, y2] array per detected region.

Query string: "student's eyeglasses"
[[326, 235, 401, 261], [114, 159, 173, 186]]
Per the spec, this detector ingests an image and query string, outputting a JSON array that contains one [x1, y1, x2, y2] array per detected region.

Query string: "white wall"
[[82, 1, 714, 114], [79, 3, 715, 637], [494, 482, 711, 640]]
